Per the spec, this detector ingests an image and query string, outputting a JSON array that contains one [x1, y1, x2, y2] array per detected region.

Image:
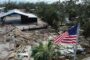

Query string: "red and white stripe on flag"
[[54, 32, 77, 45]]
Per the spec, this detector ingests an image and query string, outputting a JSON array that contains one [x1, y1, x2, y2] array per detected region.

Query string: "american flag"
[[54, 24, 79, 45]]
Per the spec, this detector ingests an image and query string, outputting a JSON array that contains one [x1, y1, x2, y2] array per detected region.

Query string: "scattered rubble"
[[0, 24, 54, 60], [0, 24, 87, 60]]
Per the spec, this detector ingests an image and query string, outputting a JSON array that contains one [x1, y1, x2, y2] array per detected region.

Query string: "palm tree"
[[31, 41, 61, 60]]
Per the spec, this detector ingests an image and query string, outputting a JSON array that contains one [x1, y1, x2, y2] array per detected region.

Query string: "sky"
[[0, 0, 66, 3]]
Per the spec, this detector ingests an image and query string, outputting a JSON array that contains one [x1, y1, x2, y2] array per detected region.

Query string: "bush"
[[83, 22, 90, 38]]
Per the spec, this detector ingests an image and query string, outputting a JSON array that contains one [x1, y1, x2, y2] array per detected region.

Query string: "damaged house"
[[0, 9, 37, 24], [0, 9, 47, 30]]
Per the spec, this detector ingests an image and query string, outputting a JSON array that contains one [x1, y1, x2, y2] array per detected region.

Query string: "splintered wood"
[[0, 24, 50, 60]]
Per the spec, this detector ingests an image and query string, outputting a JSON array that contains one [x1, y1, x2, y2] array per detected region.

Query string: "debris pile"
[[0, 24, 52, 60]]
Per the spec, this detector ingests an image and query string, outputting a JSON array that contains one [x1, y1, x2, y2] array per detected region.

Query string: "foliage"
[[83, 22, 90, 38], [31, 41, 61, 60], [35, 2, 60, 32]]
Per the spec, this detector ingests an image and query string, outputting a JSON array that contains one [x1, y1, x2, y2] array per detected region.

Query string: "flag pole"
[[73, 43, 77, 60], [73, 23, 80, 60]]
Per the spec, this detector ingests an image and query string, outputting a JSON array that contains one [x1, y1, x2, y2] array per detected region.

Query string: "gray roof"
[[0, 9, 37, 18]]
